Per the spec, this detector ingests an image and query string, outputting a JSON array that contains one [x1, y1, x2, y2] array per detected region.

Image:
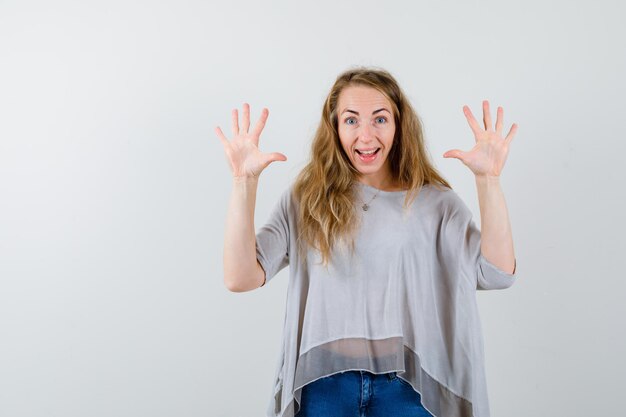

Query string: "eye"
[[375, 116, 387, 124], [344, 117, 357, 125]]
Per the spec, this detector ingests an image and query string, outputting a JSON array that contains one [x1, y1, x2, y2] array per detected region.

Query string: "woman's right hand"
[[214, 103, 287, 180]]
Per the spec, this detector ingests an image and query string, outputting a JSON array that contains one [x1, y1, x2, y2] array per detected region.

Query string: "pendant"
[[362, 204, 369, 211]]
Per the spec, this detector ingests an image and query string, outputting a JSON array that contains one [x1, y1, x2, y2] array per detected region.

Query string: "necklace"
[[360, 187, 381, 211]]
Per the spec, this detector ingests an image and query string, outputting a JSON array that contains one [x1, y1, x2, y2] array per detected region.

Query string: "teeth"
[[358, 149, 377, 155]]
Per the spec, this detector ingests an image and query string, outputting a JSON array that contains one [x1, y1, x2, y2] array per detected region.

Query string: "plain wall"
[[1, 0, 624, 416]]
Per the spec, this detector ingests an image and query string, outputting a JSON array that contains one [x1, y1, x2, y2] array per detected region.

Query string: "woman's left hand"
[[443, 100, 518, 177]]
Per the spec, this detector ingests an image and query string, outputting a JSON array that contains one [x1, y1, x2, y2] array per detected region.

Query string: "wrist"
[[233, 175, 259, 186], [475, 175, 501, 184]]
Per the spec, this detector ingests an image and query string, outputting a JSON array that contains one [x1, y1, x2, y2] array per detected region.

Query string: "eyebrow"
[[341, 108, 391, 116]]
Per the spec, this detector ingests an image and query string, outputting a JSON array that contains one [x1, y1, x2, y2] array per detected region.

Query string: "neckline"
[[356, 182, 410, 195]]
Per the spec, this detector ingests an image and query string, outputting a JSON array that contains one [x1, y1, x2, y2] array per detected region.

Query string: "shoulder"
[[274, 184, 299, 218], [283, 184, 298, 206], [415, 184, 473, 225], [420, 183, 464, 209]]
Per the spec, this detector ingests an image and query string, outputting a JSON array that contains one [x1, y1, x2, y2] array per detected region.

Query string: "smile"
[[355, 148, 380, 162]]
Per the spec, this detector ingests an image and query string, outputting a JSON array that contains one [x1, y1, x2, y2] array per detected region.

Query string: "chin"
[[352, 157, 384, 169], [358, 165, 381, 172]]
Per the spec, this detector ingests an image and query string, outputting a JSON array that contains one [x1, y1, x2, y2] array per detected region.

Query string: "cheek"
[[385, 127, 396, 147], [338, 133, 353, 154]]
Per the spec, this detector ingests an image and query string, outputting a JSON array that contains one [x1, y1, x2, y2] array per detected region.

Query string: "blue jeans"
[[296, 370, 434, 417]]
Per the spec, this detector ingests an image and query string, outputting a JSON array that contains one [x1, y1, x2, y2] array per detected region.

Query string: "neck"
[[357, 174, 401, 192]]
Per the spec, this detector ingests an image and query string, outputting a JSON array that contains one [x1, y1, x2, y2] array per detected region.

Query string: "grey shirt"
[[256, 182, 517, 417]]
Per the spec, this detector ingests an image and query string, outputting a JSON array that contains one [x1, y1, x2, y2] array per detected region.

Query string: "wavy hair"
[[292, 66, 451, 266]]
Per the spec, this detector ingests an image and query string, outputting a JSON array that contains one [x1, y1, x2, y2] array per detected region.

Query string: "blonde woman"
[[216, 67, 518, 417]]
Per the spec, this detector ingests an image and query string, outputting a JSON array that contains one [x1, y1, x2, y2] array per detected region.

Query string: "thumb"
[[268, 152, 287, 162], [443, 149, 465, 160], [260, 152, 288, 168]]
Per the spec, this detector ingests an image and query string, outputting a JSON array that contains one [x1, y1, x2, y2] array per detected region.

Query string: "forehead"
[[337, 85, 391, 111]]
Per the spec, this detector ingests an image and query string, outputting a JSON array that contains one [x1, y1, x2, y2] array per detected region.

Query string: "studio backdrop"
[[0, 0, 624, 416]]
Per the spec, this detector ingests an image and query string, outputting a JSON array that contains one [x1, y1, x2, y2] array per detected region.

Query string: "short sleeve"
[[441, 190, 517, 291], [255, 188, 291, 286]]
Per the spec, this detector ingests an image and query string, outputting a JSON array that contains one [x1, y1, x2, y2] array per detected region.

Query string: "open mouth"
[[355, 148, 380, 163]]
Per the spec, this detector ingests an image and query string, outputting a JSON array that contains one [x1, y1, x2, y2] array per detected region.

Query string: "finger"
[[242, 102, 251, 134], [267, 152, 287, 162], [463, 106, 482, 137], [214, 126, 229, 147], [250, 107, 269, 139], [260, 152, 288, 169], [483, 100, 492, 131], [504, 123, 518, 145], [231, 109, 239, 137], [443, 149, 465, 160], [495, 106, 504, 136]]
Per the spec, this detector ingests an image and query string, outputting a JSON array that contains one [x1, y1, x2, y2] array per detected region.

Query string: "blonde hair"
[[293, 66, 451, 266]]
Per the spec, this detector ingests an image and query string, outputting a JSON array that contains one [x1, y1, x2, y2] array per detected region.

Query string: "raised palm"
[[215, 103, 286, 179], [443, 100, 518, 177]]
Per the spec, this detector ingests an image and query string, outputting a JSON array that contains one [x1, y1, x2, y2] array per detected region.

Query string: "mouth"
[[355, 148, 380, 163]]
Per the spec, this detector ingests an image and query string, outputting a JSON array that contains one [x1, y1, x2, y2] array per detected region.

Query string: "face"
[[336, 85, 396, 188]]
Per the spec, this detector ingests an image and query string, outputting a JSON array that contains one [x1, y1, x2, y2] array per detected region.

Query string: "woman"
[[215, 67, 518, 417]]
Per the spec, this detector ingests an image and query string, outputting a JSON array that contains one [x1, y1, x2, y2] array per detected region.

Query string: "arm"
[[475, 176, 516, 274], [223, 177, 266, 292], [215, 103, 286, 292], [444, 100, 518, 275]]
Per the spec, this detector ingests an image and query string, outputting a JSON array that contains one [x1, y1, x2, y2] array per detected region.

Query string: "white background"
[[1, 0, 624, 416]]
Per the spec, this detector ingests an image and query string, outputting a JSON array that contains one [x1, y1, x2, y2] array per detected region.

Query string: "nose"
[[359, 122, 375, 142]]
